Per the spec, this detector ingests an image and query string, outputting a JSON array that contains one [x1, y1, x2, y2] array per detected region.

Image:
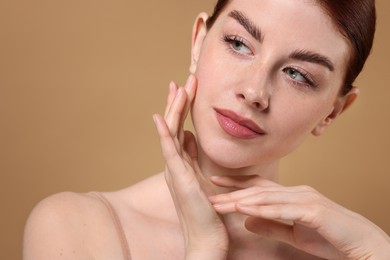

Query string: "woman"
[[24, 0, 390, 259]]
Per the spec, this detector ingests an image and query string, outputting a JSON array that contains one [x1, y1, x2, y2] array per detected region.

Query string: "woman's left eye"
[[283, 67, 316, 87], [284, 68, 305, 81], [223, 35, 252, 55]]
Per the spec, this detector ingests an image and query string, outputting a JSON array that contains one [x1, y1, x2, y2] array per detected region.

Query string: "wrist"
[[369, 242, 390, 260], [357, 235, 390, 260]]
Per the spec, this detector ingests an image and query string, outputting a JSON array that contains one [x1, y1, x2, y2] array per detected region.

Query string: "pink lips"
[[215, 108, 265, 139]]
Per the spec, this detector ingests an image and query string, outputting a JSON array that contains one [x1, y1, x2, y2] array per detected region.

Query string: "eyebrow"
[[228, 10, 335, 71], [289, 50, 335, 71], [228, 10, 262, 42]]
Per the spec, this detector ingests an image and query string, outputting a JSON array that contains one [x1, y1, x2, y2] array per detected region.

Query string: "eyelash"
[[222, 34, 318, 89], [222, 34, 252, 56], [283, 66, 318, 89]]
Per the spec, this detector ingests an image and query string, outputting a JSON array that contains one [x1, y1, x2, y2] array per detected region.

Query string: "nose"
[[236, 81, 270, 111]]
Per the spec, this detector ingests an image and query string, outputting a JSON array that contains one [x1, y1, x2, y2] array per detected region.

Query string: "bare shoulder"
[[23, 191, 124, 259]]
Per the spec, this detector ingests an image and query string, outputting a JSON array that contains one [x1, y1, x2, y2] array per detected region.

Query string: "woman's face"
[[190, 0, 353, 169]]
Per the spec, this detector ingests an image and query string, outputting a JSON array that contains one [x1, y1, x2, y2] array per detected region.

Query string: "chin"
[[197, 137, 266, 169]]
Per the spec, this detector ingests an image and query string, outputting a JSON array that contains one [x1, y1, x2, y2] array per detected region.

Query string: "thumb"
[[245, 217, 293, 241]]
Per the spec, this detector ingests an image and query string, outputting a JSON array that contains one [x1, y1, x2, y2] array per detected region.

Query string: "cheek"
[[272, 95, 331, 138], [193, 56, 227, 109], [194, 39, 241, 87]]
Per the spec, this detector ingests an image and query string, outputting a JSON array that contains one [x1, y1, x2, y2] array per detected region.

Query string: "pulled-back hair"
[[206, 0, 376, 95]]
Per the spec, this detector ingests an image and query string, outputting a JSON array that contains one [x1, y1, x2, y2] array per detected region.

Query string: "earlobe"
[[189, 12, 209, 74], [312, 87, 359, 136]]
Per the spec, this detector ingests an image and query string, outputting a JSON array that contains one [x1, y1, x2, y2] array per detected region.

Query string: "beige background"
[[0, 0, 389, 259]]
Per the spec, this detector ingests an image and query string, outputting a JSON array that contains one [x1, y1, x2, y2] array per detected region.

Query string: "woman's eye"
[[231, 40, 251, 54], [223, 35, 252, 55], [283, 67, 317, 88], [284, 68, 306, 82]]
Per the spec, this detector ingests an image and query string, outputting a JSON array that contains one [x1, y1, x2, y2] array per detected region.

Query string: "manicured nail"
[[213, 204, 223, 209], [210, 176, 223, 183], [152, 114, 158, 124], [168, 82, 174, 92]]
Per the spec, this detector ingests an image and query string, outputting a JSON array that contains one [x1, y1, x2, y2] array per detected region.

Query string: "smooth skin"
[[154, 0, 390, 258], [154, 74, 390, 259], [24, 0, 390, 259]]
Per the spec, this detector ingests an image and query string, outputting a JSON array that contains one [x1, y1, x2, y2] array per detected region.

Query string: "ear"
[[189, 12, 209, 74], [311, 87, 359, 136]]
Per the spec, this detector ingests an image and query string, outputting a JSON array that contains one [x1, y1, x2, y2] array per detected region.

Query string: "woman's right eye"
[[223, 35, 252, 55]]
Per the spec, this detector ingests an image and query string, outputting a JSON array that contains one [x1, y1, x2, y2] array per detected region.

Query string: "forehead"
[[213, 0, 350, 73]]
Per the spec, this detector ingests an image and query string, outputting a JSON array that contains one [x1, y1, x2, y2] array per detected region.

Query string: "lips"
[[215, 108, 266, 139]]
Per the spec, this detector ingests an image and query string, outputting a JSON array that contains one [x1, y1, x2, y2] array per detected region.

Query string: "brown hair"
[[206, 0, 376, 95]]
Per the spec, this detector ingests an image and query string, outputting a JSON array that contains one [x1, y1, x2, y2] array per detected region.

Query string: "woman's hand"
[[209, 175, 390, 259], [153, 75, 228, 259]]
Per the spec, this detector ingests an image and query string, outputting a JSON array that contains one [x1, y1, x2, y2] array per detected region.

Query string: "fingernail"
[[213, 204, 223, 209], [210, 176, 222, 183], [168, 82, 174, 92], [153, 114, 162, 127], [152, 114, 158, 124], [169, 81, 176, 92]]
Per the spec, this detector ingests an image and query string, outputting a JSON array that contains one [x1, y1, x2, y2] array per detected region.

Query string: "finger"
[[178, 75, 197, 143], [232, 189, 301, 206], [212, 202, 237, 214], [236, 203, 317, 225], [209, 187, 260, 206], [211, 189, 298, 215], [209, 185, 296, 205], [245, 217, 294, 242], [211, 188, 320, 220], [153, 114, 187, 172], [210, 175, 280, 190], [164, 81, 179, 117], [209, 187, 276, 214], [181, 75, 197, 121], [154, 114, 199, 188], [164, 87, 187, 137]]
